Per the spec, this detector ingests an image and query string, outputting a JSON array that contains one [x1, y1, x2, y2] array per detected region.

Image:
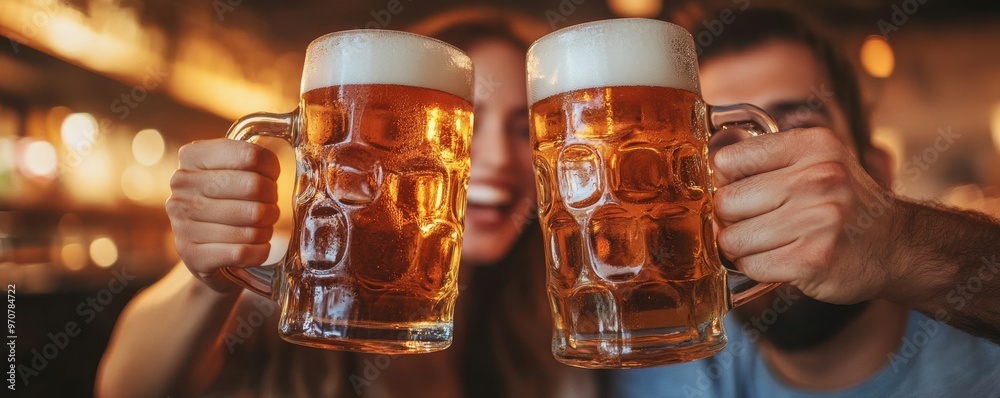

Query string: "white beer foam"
[[527, 18, 700, 105], [301, 30, 473, 102]]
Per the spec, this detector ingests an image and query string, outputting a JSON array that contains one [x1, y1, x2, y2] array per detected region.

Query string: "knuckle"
[[816, 202, 846, 225], [164, 197, 179, 215], [242, 173, 273, 197], [746, 259, 767, 279], [239, 143, 269, 169], [713, 187, 735, 218], [248, 227, 273, 244], [177, 142, 197, 166], [164, 197, 188, 218], [734, 257, 759, 278], [169, 169, 190, 191], [716, 227, 741, 257], [230, 245, 250, 264], [830, 188, 856, 210], [249, 202, 267, 224], [714, 145, 740, 173], [802, 239, 833, 272], [175, 241, 197, 262], [804, 161, 848, 187], [246, 202, 277, 225], [243, 173, 259, 194], [200, 172, 227, 197], [232, 245, 266, 266]]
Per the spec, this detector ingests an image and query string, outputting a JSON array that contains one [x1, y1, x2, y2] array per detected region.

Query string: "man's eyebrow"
[[766, 100, 833, 119]]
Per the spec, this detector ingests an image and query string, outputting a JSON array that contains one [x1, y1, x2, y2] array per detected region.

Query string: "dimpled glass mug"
[[527, 18, 781, 368], [222, 30, 474, 354]]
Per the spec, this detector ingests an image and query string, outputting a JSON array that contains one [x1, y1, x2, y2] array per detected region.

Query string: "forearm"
[[96, 263, 241, 397], [884, 198, 1000, 343]]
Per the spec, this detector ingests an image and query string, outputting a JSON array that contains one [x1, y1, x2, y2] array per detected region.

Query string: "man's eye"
[[773, 112, 832, 131]]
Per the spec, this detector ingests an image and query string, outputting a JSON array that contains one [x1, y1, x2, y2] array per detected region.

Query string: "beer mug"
[[222, 30, 474, 354], [527, 18, 780, 368]]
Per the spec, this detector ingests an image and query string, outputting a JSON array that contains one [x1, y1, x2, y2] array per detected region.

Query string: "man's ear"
[[861, 144, 894, 191]]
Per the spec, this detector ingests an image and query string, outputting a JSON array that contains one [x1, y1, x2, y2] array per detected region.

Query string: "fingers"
[[179, 243, 272, 272], [729, 241, 800, 284], [713, 167, 790, 224], [178, 138, 280, 180], [714, 158, 850, 227], [178, 221, 273, 245], [707, 124, 753, 155], [731, 226, 844, 297], [717, 202, 841, 260], [168, 139, 283, 291], [711, 127, 842, 187], [167, 197, 279, 227], [170, 169, 278, 203]]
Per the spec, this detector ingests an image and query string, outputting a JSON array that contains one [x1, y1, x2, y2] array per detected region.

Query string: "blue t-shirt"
[[610, 311, 1000, 398]]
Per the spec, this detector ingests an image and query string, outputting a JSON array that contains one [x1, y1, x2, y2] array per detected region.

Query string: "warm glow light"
[[991, 103, 1000, 155], [62, 243, 87, 271], [0, 138, 15, 172], [132, 129, 165, 166], [121, 165, 154, 201], [19, 139, 58, 177], [61, 113, 99, 150], [872, 127, 903, 180], [0, 0, 163, 81], [64, 145, 117, 204], [608, 0, 663, 18], [169, 38, 292, 120], [47, 14, 95, 58], [860, 36, 895, 78], [89, 237, 119, 268]]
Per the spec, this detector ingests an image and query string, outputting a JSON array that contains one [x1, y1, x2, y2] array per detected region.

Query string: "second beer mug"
[[222, 30, 473, 354], [527, 19, 780, 368]]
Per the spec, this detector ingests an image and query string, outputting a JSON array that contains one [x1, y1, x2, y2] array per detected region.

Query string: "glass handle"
[[707, 104, 781, 309], [218, 110, 298, 300], [709, 103, 780, 138]]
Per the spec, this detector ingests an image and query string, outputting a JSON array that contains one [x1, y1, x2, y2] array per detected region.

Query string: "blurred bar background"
[[0, 0, 998, 395]]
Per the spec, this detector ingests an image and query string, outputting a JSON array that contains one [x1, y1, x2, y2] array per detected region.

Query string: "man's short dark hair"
[[694, 8, 873, 158]]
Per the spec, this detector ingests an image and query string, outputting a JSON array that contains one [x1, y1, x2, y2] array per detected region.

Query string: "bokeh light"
[[61, 112, 99, 150], [89, 236, 119, 268], [860, 36, 895, 78], [121, 165, 154, 201], [62, 243, 88, 271], [608, 0, 663, 18], [131, 128, 165, 166], [64, 145, 117, 204], [19, 139, 58, 177]]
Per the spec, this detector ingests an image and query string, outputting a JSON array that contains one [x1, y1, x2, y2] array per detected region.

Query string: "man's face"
[[701, 41, 855, 154], [700, 40, 869, 351]]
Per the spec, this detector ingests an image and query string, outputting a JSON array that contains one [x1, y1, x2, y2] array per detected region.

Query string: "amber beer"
[[287, 83, 471, 349], [223, 30, 473, 354], [528, 18, 779, 368]]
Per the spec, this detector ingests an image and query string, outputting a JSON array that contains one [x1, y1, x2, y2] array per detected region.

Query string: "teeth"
[[467, 184, 512, 206]]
